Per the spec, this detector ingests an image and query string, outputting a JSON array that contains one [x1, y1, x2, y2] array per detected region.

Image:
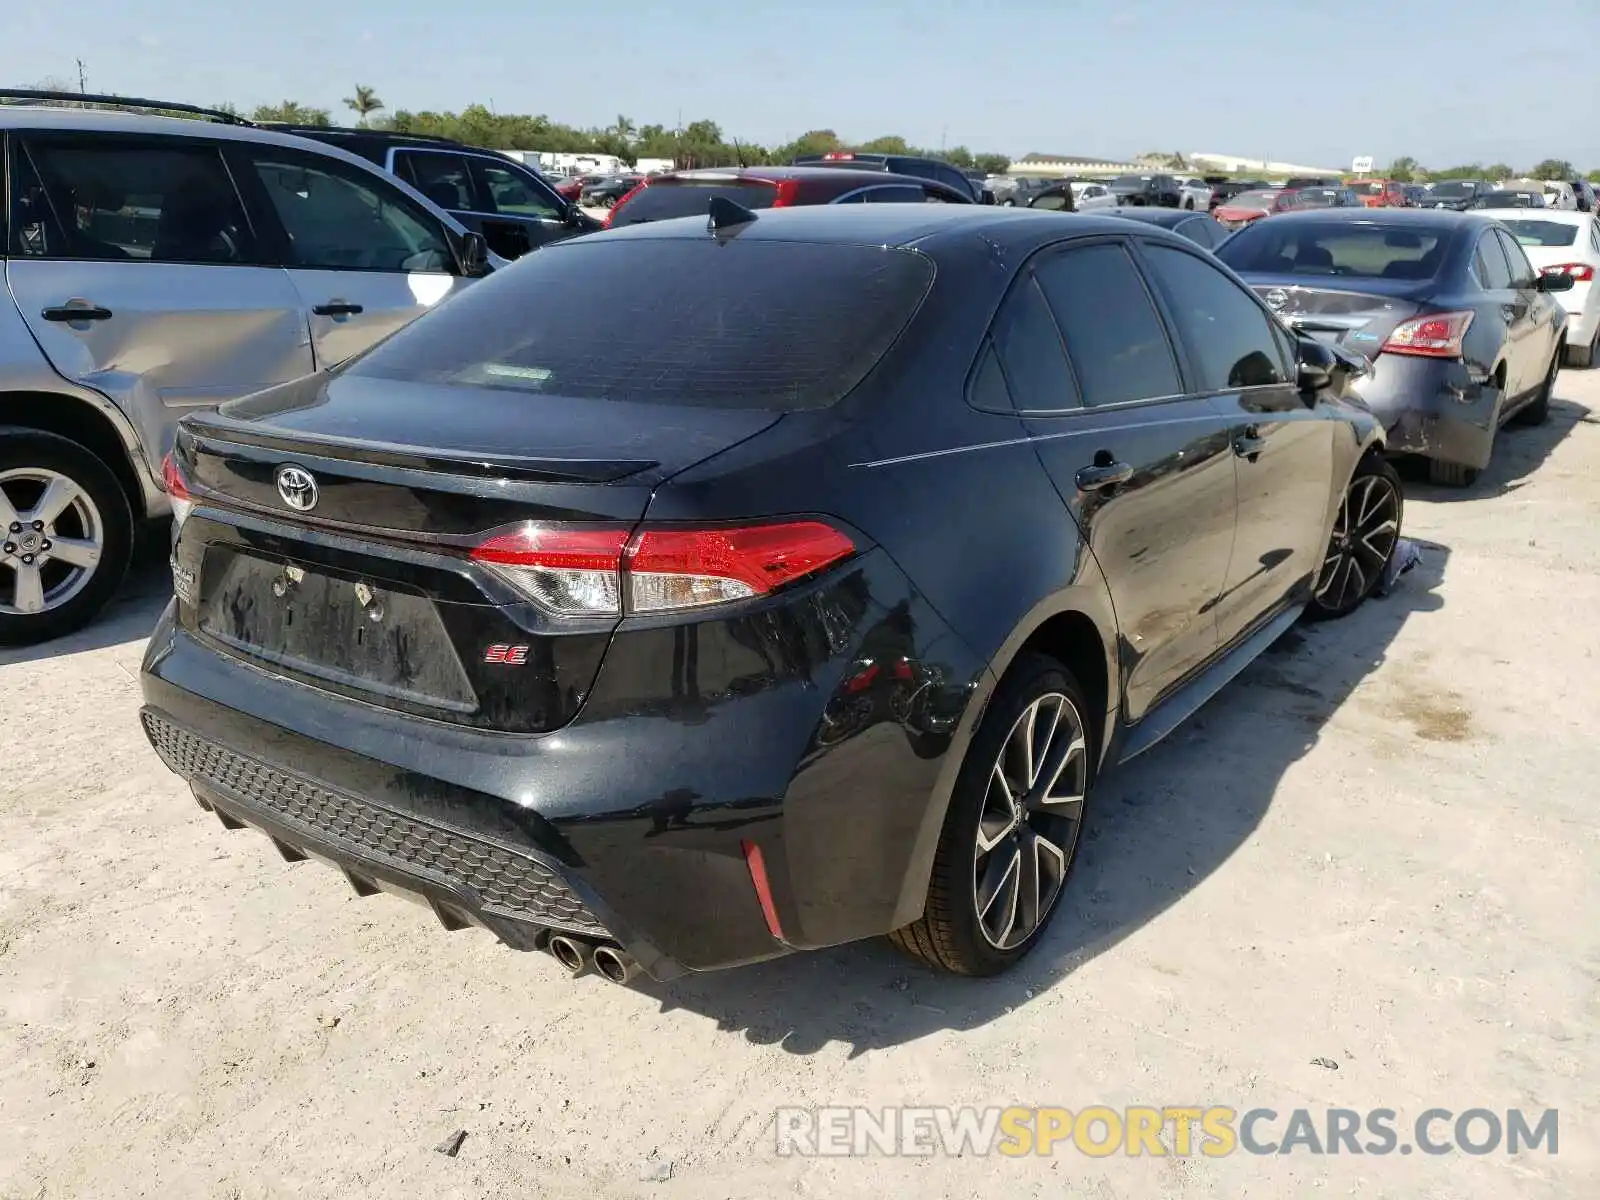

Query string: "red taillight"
[[1382, 311, 1475, 358], [770, 179, 801, 208], [471, 526, 630, 616], [627, 521, 856, 612], [822, 152, 853, 161], [740, 840, 785, 940], [469, 519, 855, 617], [160, 451, 191, 499], [161, 451, 195, 526], [603, 178, 650, 227], [1541, 263, 1595, 282]]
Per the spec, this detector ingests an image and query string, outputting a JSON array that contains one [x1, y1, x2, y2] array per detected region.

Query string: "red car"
[[1212, 187, 1301, 230], [606, 165, 972, 227], [555, 173, 604, 203], [1345, 178, 1411, 208]]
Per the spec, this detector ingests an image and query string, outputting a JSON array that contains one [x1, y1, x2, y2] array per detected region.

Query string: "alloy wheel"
[[0, 468, 105, 617], [973, 692, 1088, 950], [1314, 471, 1399, 611]]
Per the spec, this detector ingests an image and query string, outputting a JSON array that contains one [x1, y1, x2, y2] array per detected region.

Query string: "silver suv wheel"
[[0, 467, 105, 616]]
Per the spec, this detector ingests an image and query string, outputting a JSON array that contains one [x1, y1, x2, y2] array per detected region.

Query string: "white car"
[[1175, 177, 1214, 211], [1489, 209, 1600, 365], [1071, 181, 1119, 210], [1540, 180, 1578, 211]]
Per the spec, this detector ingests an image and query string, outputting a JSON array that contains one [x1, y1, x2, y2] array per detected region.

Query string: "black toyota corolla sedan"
[[1216, 209, 1572, 486], [142, 205, 1397, 982]]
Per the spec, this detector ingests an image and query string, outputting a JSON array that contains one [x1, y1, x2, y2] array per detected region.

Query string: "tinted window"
[[864, 185, 926, 204], [396, 151, 474, 211], [990, 277, 1078, 411], [15, 137, 255, 263], [610, 179, 778, 226], [348, 240, 935, 411], [1143, 245, 1290, 391], [967, 343, 1014, 412], [1498, 219, 1579, 248], [250, 150, 451, 272], [1474, 234, 1514, 289], [1496, 230, 1537, 287], [475, 159, 565, 220], [1218, 221, 1446, 281], [1033, 244, 1183, 406], [932, 165, 972, 196], [1176, 216, 1220, 249]]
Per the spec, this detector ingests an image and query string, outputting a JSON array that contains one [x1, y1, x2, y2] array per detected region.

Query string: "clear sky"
[[7, 0, 1599, 171]]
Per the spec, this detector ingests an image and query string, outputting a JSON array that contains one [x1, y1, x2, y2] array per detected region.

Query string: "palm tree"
[[344, 84, 384, 127], [610, 114, 637, 145]]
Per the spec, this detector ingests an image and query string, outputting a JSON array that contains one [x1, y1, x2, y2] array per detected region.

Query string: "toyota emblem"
[[275, 465, 319, 512], [1264, 288, 1289, 312]]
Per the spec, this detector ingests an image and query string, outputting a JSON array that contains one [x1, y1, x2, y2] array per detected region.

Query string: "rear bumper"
[[138, 547, 987, 978], [1347, 353, 1498, 469]]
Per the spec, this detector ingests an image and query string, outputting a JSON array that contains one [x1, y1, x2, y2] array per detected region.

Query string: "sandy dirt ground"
[[3, 373, 1599, 1199]]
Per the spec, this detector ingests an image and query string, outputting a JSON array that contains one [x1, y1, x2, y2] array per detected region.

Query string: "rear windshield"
[[1227, 190, 1280, 211], [1218, 221, 1448, 281], [610, 179, 778, 227], [1429, 181, 1478, 198], [1349, 181, 1383, 194], [346, 239, 935, 410], [1498, 219, 1579, 247]]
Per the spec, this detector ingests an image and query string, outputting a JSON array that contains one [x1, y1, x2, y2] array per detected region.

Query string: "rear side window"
[[347, 239, 935, 410], [1218, 220, 1446, 281], [1497, 219, 1579, 248], [610, 179, 777, 226], [1142, 245, 1290, 391], [1474, 234, 1514, 289], [988, 277, 1079, 412], [13, 137, 256, 264], [1032, 244, 1183, 407], [395, 151, 475, 211]]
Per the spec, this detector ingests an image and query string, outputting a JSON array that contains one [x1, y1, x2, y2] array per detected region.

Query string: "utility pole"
[[75, 58, 87, 94], [940, 125, 948, 154]]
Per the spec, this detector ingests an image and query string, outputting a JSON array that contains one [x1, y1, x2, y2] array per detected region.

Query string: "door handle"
[[312, 302, 364, 317], [1233, 428, 1268, 460], [41, 304, 112, 322], [1074, 460, 1133, 492]]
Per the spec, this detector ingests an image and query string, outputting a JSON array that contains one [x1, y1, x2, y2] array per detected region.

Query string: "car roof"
[[587, 203, 1190, 252], [0, 104, 471, 230], [1257, 208, 1489, 232], [1107, 208, 1210, 228], [1480, 207, 1588, 222]]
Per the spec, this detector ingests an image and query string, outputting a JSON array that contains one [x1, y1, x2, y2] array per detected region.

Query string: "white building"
[[1186, 152, 1347, 178], [1009, 154, 1144, 177]]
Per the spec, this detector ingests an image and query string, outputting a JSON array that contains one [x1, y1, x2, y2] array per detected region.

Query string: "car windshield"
[[1226, 190, 1281, 211], [1295, 189, 1342, 208], [1497, 219, 1579, 247], [1218, 221, 1447, 281], [346, 239, 936, 410], [609, 178, 778, 226], [1112, 175, 1151, 187], [1430, 182, 1477, 198]]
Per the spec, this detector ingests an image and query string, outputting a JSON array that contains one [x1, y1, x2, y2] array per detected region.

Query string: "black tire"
[[1427, 459, 1480, 488], [1307, 455, 1403, 621], [1567, 330, 1596, 369], [0, 430, 133, 647], [889, 653, 1095, 976], [1514, 348, 1559, 425], [1000, 197, 1015, 207]]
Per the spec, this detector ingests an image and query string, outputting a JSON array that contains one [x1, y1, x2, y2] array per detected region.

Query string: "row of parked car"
[[1, 87, 1581, 986]]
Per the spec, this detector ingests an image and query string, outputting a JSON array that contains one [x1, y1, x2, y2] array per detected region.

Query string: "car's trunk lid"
[[1245, 276, 1430, 358], [172, 372, 782, 733]]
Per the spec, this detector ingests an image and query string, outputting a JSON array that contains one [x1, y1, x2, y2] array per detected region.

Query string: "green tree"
[[1386, 156, 1419, 182], [974, 153, 1011, 175], [1485, 163, 1515, 181], [609, 114, 637, 145], [1530, 158, 1576, 180], [251, 100, 331, 125], [858, 135, 912, 155], [1588, 168, 1600, 183], [1432, 163, 1486, 180], [343, 84, 384, 127]]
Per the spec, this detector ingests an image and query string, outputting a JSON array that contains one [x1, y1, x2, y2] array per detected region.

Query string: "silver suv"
[[0, 91, 493, 645]]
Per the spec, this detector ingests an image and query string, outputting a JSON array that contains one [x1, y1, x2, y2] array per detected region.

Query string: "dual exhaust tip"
[[546, 933, 639, 984]]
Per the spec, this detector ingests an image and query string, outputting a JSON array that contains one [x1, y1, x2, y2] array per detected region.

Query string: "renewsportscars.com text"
[[775, 1105, 1559, 1158]]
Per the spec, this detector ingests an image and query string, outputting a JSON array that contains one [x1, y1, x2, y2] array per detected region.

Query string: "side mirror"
[[458, 231, 490, 277], [1296, 336, 1337, 393], [1537, 271, 1574, 293]]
